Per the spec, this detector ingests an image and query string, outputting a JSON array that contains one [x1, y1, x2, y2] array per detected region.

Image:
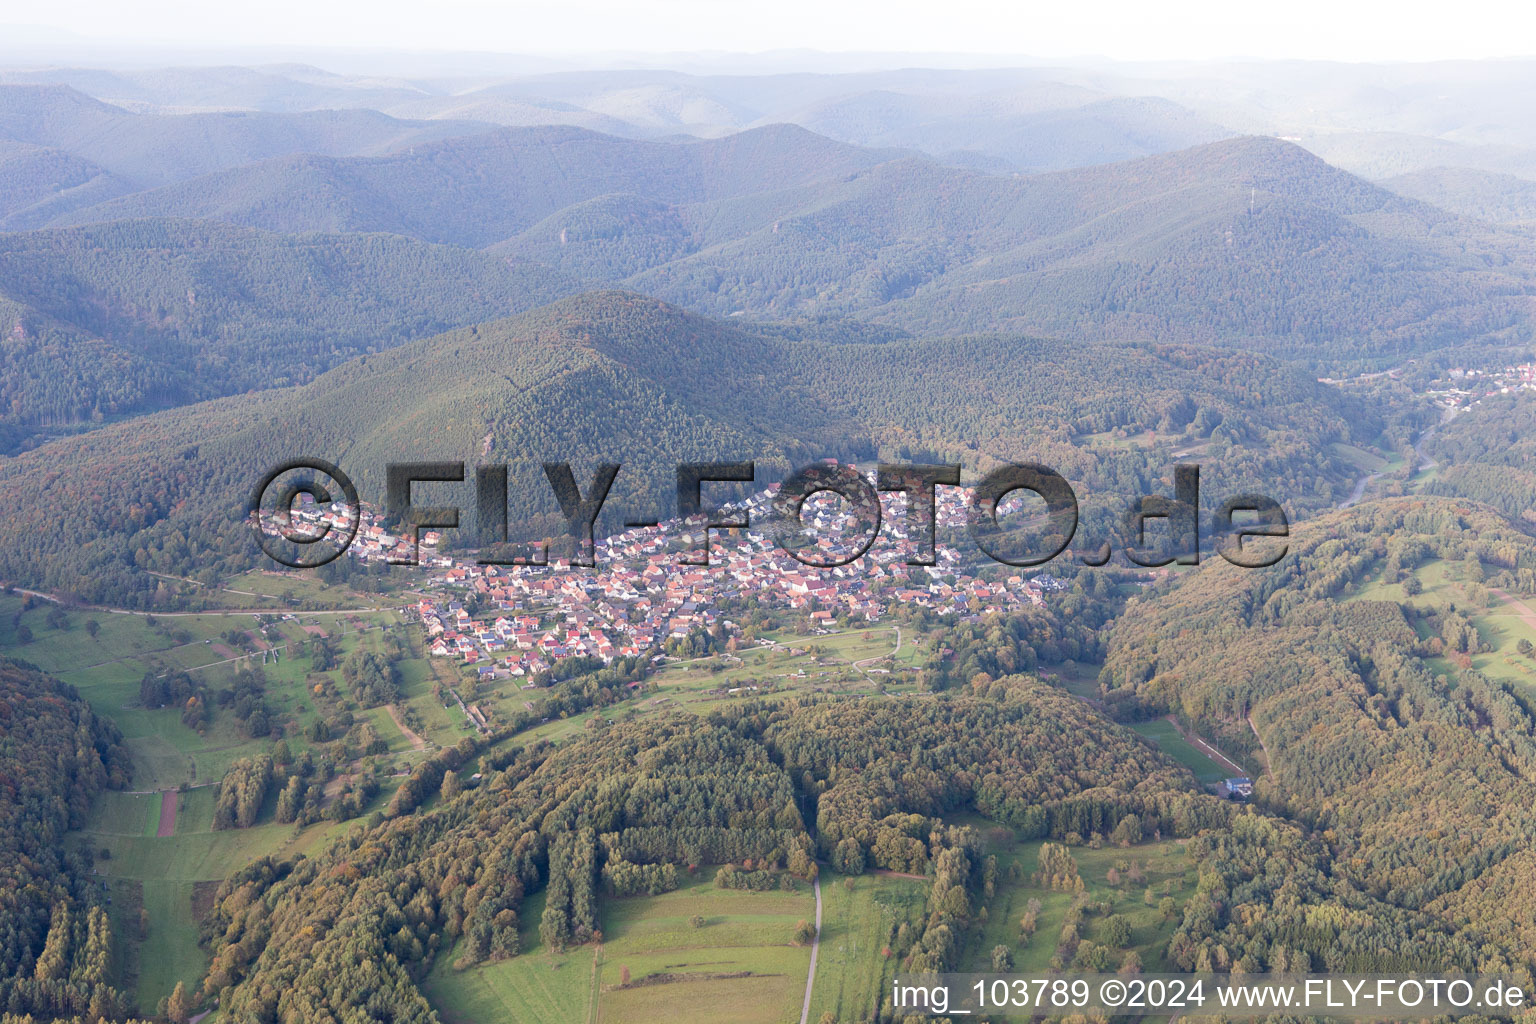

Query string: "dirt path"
[[798, 875, 823, 1024], [155, 790, 179, 837], [588, 943, 603, 1024], [1248, 716, 1275, 779], [852, 625, 903, 679], [385, 703, 428, 751]]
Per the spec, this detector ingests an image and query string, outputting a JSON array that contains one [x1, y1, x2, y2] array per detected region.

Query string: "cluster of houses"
[[263, 469, 1062, 680]]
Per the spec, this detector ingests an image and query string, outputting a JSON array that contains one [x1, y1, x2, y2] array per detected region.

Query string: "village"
[[1429, 361, 1536, 405], [263, 469, 1063, 685]]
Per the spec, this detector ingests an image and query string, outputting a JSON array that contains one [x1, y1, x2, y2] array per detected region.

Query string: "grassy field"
[[1329, 442, 1391, 474], [424, 892, 597, 1024], [805, 874, 925, 1024], [71, 776, 391, 1014], [953, 826, 1197, 976], [644, 628, 921, 708], [221, 568, 393, 608], [87, 790, 162, 836], [1129, 719, 1231, 784], [0, 593, 427, 789], [478, 627, 931, 756], [1036, 659, 1104, 700], [425, 878, 816, 1024], [1348, 557, 1536, 696]]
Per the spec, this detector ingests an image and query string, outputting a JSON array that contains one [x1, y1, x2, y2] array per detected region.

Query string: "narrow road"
[[1413, 403, 1460, 472], [799, 875, 824, 1024], [1338, 405, 1458, 509], [1338, 469, 1384, 509]]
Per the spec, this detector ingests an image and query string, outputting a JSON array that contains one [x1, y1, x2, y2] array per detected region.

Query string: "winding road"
[[1337, 404, 1459, 510], [1338, 468, 1385, 509]]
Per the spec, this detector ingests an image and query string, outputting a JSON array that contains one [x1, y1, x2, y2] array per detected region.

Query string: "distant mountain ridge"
[[0, 83, 498, 190], [492, 135, 1536, 360], [17, 126, 1536, 366], [47, 122, 909, 246]]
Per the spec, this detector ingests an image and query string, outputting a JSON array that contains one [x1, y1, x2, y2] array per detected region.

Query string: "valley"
[[6, 42, 1536, 1024]]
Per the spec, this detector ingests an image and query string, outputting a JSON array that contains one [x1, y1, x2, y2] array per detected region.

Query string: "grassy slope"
[[0, 593, 427, 787], [73, 776, 390, 1012], [806, 875, 925, 1024], [1128, 720, 1230, 784], [424, 878, 815, 1024], [956, 831, 1197, 976], [1347, 557, 1536, 696]]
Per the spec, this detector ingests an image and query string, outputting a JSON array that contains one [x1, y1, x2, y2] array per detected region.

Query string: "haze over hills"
[[1297, 131, 1536, 184], [1383, 165, 1536, 226], [45, 122, 907, 246], [14, 114, 1531, 362], [11, 58, 1536, 183], [786, 91, 1232, 172], [0, 64, 1235, 172], [0, 63, 443, 114], [0, 83, 497, 189]]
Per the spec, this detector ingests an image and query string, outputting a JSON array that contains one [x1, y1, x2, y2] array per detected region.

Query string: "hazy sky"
[[3, 0, 1533, 63]]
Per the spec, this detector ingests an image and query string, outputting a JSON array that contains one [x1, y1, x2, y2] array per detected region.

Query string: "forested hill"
[[0, 139, 136, 230], [0, 219, 585, 452], [1101, 497, 1536, 970], [1422, 392, 1536, 521], [193, 688, 1219, 1022], [1383, 166, 1536, 226], [0, 291, 1376, 606], [0, 658, 133, 1021], [46, 123, 909, 247], [37, 117, 1532, 361], [602, 136, 1536, 361]]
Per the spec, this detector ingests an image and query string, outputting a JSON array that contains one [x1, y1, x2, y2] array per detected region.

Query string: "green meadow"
[[425, 877, 816, 1024], [1129, 719, 1232, 783], [1348, 557, 1536, 697], [955, 828, 1198, 976], [805, 874, 926, 1024]]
